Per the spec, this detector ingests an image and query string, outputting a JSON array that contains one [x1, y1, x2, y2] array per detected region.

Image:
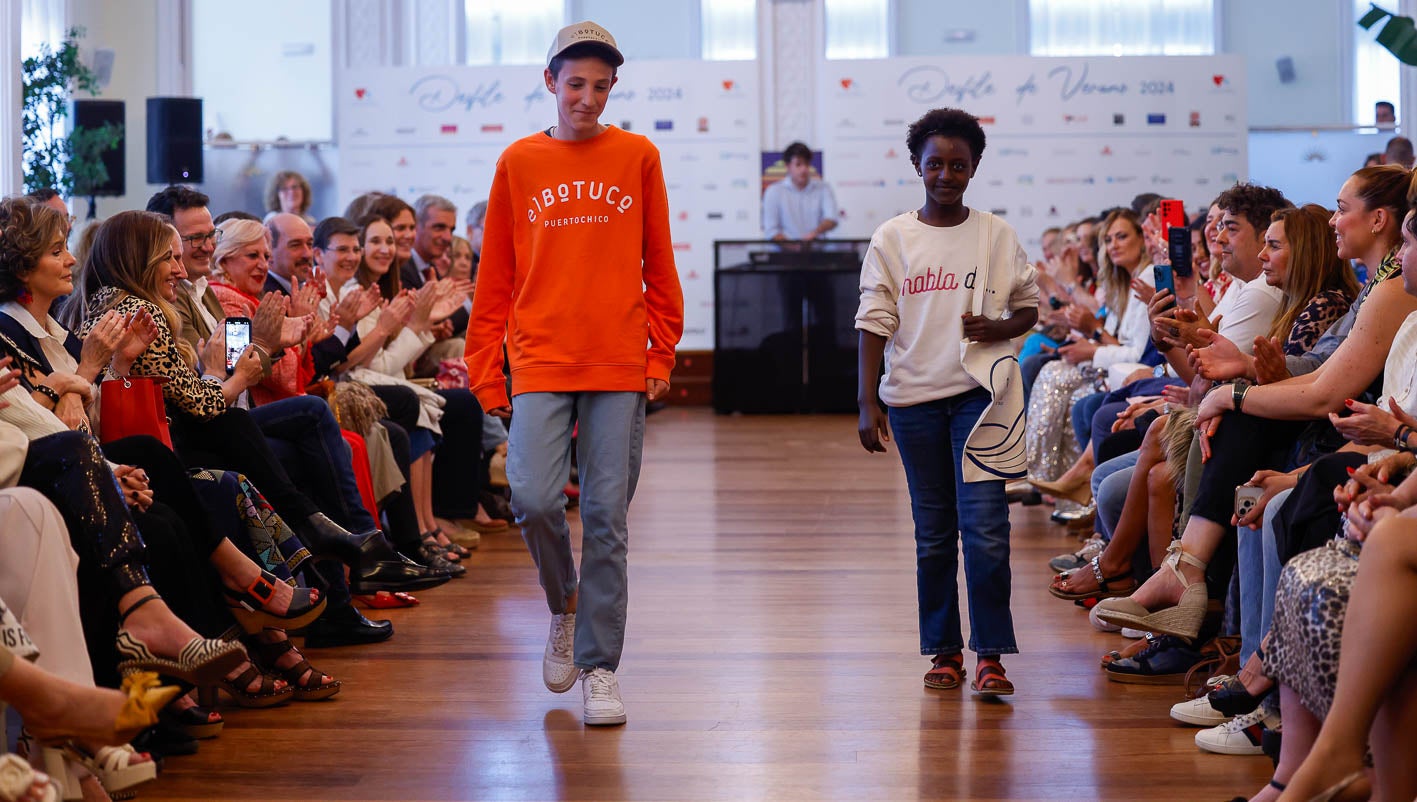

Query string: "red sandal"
[[356, 591, 420, 609], [971, 663, 1015, 696], [924, 655, 965, 690]]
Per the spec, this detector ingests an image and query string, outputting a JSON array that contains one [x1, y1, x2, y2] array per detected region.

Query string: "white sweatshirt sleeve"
[[854, 232, 901, 339]]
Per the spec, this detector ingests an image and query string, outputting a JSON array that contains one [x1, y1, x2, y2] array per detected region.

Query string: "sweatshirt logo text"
[[901, 266, 976, 297], [528, 181, 635, 224]]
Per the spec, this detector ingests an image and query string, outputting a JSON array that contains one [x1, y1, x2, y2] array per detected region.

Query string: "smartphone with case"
[[1235, 485, 1265, 520], [1168, 226, 1194, 277], [1152, 264, 1176, 308], [224, 317, 251, 375], [1159, 199, 1186, 233]]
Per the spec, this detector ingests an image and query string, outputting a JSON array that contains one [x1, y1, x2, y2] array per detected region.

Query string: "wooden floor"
[[145, 411, 1270, 802]]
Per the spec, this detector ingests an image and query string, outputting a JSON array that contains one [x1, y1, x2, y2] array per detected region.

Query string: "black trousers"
[[432, 388, 483, 519], [168, 407, 319, 524]]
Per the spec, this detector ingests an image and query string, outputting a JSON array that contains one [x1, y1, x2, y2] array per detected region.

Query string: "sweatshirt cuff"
[[646, 353, 675, 383], [472, 381, 510, 413]]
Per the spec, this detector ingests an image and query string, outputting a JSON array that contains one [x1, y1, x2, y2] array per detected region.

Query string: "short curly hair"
[[265, 170, 313, 215], [906, 108, 986, 164], [0, 197, 68, 304], [1214, 183, 1292, 235]]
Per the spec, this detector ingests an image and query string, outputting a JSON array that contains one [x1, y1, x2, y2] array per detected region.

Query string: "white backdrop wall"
[[337, 61, 762, 350], [818, 55, 1248, 251]]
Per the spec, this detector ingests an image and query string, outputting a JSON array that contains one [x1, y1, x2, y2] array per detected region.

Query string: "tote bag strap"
[[971, 211, 993, 318]]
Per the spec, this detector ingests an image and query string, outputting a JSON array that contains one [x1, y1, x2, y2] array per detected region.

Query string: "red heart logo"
[[1212, 75, 1224, 86], [722, 80, 734, 91], [841, 78, 853, 89], [355, 88, 367, 98]]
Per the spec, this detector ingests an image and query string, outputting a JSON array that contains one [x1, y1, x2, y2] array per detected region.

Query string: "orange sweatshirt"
[[464, 126, 684, 411]]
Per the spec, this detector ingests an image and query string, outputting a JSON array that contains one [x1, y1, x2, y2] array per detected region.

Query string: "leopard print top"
[[80, 287, 228, 421], [1284, 289, 1352, 356]]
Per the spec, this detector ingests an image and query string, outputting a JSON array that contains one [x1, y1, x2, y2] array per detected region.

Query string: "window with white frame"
[[1354, 0, 1402, 126], [702, 0, 756, 60], [824, 0, 889, 60], [465, 0, 565, 66], [1030, 0, 1215, 57]]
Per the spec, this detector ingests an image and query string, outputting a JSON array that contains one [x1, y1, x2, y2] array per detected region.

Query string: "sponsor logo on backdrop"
[[655, 120, 674, 131], [990, 207, 1007, 216], [1019, 206, 1033, 217], [733, 118, 747, 128], [1106, 176, 1139, 184], [837, 118, 856, 129], [719, 152, 750, 161], [397, 157, 409, 167], [701, 183, 718, 191], [897, 65, 996, 104], [620, 120, 633, 131], [440, 124, 458, 134], [677, 211, 689, 221], [840, 179, 887, 187], [409, 75, 505, 112], [1053, 148, 1078, 156], [1043, 64, 1128, 100], [835, 77, 862, 96], [1304, 148, 1326, 162], [481, 124, 503, 133], [680, 153, 700, 162], [1147, 113, 1166, 125], [884, 118, 904, 127], [697, 117, 709, 132], [998, 147, 1029, 157], [1173, 148, 1192, 156], [1045, 177, 1095, 185], [672, 242, 691, 251], [707, 212, 724, 220], [1048, 206, 1059, 217], [1222, 172, 1239, 183], [736, 210, 750, 221], [351, 128, 369, 138], [1150, 175, 1175, 185], [978, 116, 997, 125], [1063, 113, 1088, 124], [1100, 146, 1113, 156], [986, 178, 1004, 187], [885, 148, 901, 159], [1210, 74, 1233, 92], [1189, 111, 1201, 127], [1017, 175, 1034, 185], [395, 126, 416, 135], [1113, 113, 1125, 125], [1195, 177, 1211, 185], [730, 179, 749, 189], [354, 88, 369, 100], [687, 269, 701, 280], [1211, 146, 1240, 155]]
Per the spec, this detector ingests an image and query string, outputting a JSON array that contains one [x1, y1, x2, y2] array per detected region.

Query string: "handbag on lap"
[[98, 376, 173, 449]]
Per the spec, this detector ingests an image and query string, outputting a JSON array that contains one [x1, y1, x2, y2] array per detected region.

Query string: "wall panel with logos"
[[817, 56, 1248, 255], [336, 62, 761, 351]]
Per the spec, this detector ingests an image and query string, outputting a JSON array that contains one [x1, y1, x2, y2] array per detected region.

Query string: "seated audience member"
[[1384, 135, 1415, 169], [264, 170, 316, 225]]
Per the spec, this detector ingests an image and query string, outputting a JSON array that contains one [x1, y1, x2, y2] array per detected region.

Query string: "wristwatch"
[[1232, 380, 1251, 413]]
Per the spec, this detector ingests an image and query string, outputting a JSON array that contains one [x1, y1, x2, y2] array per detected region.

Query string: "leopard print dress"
[[1263, 536, 1361, 720]]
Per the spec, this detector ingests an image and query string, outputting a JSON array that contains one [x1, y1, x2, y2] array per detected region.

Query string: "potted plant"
[[21, 26, 123, 212]]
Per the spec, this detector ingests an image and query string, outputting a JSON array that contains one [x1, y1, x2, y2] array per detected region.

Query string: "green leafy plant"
[[21, 27, 123, 197], [1359, 4, 1417, 65]]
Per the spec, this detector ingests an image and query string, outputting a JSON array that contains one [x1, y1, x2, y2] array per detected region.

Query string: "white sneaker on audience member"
[[582, 668, 627, 726], [1170, 695, 1228, 726], [543, 613, 578, 693], [1120, 627, 1147, 639], [1088, 605, 1121, 633], [1194, 706, 1281, 755]]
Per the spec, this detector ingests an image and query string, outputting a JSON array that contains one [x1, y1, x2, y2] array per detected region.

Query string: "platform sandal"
[[114, 594, 246, 686], [1049, 556, 1137, 601], [1093, 542, 1208, 640], [224, 571, 326, 635], [418, 534, 468, 577], [40, 743, 155, 801], [198, 664, 293, 709], [160, 701, 223, 739], [249, 636, 341, 702]]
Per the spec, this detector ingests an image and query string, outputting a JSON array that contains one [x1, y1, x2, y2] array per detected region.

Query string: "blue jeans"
[[248, 395, 377, 533], [1237, 487, 1289, 663], [1093, 451, 1139, 541], [888, 388, 1017, 657], [508, 391, 645, 672]]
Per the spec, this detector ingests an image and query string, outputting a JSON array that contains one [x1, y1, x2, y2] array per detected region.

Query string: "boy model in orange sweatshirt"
[[463, 20, 684, 726]]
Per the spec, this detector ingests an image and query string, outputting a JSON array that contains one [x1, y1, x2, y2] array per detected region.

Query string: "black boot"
[[298, 513, 398, 569], [301, 601, 393, 648]]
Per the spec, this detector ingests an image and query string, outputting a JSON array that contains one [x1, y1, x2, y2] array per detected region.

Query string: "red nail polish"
[[1346, 466, 1356, 475], [1344, 398, 1355, 406]]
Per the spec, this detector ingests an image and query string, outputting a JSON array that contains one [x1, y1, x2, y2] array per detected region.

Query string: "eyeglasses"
[[180, 229, 222, 247], [326, 245, 363, 256]]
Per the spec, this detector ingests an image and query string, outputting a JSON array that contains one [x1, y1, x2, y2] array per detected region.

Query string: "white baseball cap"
[[546, 20, 624, 68]]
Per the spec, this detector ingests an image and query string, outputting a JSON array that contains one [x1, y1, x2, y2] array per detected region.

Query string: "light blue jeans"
[[507, 391, 645, 672], [1092, 451, 1140, 542], [1237, 487, 1289, 664]]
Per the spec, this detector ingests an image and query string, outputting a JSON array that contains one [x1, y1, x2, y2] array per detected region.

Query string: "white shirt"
[[1211, 273, 1285, 356], [1378, 310, 1417, 414], [186, 277, 220, 337], [0, 303, 81, 440], [1093, 267, 1155, 369], [855, 209, 1036, 406], [762, 178, 839, 240]]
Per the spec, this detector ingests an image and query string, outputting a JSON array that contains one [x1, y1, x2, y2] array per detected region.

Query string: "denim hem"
[[920, 646, 964, 657], [574, 662, 617, 673], [970, 646, 1020, 657]]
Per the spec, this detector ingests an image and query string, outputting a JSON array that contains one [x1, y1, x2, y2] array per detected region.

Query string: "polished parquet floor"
[[146, 411, 1271, 802]]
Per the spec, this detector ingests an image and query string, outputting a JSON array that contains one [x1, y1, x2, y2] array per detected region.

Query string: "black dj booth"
[[712, 239, 870, 414]]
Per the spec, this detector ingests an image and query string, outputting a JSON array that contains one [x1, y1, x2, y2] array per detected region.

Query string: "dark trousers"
[[432, 388, 484, 520]]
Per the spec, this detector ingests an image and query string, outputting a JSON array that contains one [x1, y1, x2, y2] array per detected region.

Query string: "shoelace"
[[1224, 706, 1269, 732], [585, 670, 616, 699], [551, 617, 574, 657]]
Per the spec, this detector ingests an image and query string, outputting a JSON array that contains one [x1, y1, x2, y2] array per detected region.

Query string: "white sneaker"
[[581, 668, 627, 726], [1088, 605, 1121, 633], [1120, 627, 1147, 639], [1170, 695, 1228, 727], [543, 613, 577, 693], [1195, 706, 1280, 755]]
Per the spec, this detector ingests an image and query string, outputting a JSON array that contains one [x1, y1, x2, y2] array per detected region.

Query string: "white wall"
[[1224, 0, 1348, 127], [192, 0, 333, 141], [68, 0, 161, 217], [578, 0, 699, 59], [895, 0, 1023, 56]]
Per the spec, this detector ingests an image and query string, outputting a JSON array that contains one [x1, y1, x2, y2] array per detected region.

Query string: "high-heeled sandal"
[[1049, 556, 1137, 601], [197, 664, 293, 709], [114, 595, 246, 686], [23, 671, 181, 747], [160, 701, 223, 739], [43, 743, 156, 801], [0, 753, 56, 802], [1093, 542, 1208, 640], [224, 571, 327, 635], [248, 637, 341, 702]]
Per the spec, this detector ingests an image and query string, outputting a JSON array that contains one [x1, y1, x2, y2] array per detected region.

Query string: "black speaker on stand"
[[70, 99, 126, 219], [146, 97, 204, 184]]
